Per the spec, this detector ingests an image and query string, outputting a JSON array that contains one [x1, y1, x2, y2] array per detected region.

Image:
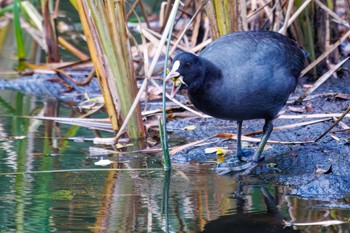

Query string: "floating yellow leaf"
[[216, 147, 229, 164], [217, 153, 225, 164]]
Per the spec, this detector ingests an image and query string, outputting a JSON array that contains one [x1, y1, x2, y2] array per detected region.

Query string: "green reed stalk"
[[13, 0, 26, 61], [161, 0, 181, 170]]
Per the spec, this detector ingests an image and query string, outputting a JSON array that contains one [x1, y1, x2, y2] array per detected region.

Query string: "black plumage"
[[166, 30, 305, 174]]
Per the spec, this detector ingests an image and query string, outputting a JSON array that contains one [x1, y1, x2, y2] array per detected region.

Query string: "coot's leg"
[[242, 120, 273, 175], [217, 120, 273, 176], [252, 119, 273, 162], [226, 121, 246, 163], [236, 120, 245, 161]]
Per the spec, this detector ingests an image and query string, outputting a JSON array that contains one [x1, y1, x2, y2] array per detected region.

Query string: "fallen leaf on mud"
[[288, 106, 304, 113], [204, 147, 217, 154], [204, 147, 229, 155], [184, 125, 196, 130], [315, 164, 332, 174], [216, 147, 229, 156]]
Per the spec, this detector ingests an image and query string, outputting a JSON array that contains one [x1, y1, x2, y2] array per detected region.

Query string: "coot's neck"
[[188, 57, 222, 94]]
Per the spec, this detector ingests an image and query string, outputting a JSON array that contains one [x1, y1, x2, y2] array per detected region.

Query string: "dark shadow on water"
[[201, 186, 300, 233], [162, 170, 172, 233]]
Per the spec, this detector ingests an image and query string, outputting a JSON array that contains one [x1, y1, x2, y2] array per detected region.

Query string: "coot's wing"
[[197, 31, 304, 120], [200, 31, 305, 78]]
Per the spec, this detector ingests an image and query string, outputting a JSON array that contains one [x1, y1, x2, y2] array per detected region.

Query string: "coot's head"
[[165, 52, 203, 96], [166, 53, 203, 86]]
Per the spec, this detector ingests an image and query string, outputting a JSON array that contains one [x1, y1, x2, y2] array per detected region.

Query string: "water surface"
[[0, 91, 349, 233]]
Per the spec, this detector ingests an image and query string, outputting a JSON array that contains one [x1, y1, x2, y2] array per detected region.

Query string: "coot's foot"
[[216, 162, 252, 175], [216, 148, 263, 175], [226, 148, 255, 163], [215, 160, 259, 175]]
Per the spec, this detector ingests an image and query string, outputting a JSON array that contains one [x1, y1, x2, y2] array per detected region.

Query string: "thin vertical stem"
[[161, 0, 182, 170]]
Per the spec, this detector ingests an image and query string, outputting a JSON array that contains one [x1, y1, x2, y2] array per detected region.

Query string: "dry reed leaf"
[[295, 56, 350, 103], [315, 0, 350, 28], [330, 135, 341, 141], [300, 30, 350, 77], [170, 135, 217, 155], [170, 0, 208, 55], [245, 118, 331, 136], [288, 106, 305, 113], [315, 106, 350, 142], [278, 0, 313, 33], [334, 93, 350, 100], [333, 117, 350, 130], [169, 132, 310, 156], [279, 113, 350, 119], [331, 128, 350, 133]]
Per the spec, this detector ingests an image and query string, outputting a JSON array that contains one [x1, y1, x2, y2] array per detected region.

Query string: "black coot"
[[166, 30, 305, 174]]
